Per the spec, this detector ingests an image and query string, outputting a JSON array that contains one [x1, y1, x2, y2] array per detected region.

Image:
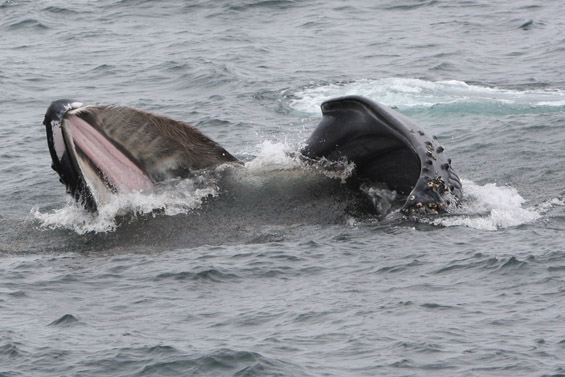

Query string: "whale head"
[[301, 96, 462, 214]]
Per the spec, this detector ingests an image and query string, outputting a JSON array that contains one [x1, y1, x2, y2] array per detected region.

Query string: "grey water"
[[1, 0, 565, 376]]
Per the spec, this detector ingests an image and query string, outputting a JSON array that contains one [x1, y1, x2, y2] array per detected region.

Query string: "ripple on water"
[[433, 255, 531, 276], [7, 19, 49, 31], [73, 347, 305, 377], [48, 314, 82, 327], [153, 268, 240, 283]]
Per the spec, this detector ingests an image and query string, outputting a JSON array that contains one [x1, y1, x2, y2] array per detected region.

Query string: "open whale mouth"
[[43, 100, 154, 211], [43, 96, 462, 216], [43, 99, 239, 212]]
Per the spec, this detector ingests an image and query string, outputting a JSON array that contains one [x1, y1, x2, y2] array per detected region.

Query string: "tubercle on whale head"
[[401, 173, 463, 215], [401, 140, 463, 215]]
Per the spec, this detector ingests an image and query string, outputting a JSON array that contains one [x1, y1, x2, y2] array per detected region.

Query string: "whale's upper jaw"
[[301, 95, 462, 214], [43, 99, 99, 210]]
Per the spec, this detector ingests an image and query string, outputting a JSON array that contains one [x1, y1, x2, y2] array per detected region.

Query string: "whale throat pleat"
[[70, 106, 239, 181], [64, 115, 154, 193]]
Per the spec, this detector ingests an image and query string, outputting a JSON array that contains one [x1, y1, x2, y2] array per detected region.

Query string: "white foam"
[[245, 141, 356, 183], [427, 180, 541, 231], [535, 196, 565, 214], [31, 178, 218, 234], [244, 140, 301, 171], [289, 78, 565, 114], [536, 100, 565, 107]]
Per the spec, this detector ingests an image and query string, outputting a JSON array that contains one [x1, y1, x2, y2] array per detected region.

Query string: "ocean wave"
[[75, 346, 299, 377], [6, 18, 49, 31], [288, 78, 565, 115], [434, 255, 530, 276], [154, 268, 240, 283]]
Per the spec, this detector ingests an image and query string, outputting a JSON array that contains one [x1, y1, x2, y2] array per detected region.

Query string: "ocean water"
[[1, 0, 564, 376]]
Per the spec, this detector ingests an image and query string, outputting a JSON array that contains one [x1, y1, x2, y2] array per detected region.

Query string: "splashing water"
[[244, 140, 301, 172], [31, 177, 219, 234], [30, 142, 550, 234], [426, 180, 542, 231], [31, 142, 310, 234]]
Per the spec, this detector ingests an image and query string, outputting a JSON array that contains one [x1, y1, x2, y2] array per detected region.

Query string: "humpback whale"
[[43, 96, 462, 214]]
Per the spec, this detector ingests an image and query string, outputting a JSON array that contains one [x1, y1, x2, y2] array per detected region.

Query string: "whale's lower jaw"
[[301, 95, 462, 214]]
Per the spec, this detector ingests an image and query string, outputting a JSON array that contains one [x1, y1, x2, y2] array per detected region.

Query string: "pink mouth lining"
[[67, 115, 154, 193]]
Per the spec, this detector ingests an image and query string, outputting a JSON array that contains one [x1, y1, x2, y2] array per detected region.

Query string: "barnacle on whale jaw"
[[403, 176, 460, 215]]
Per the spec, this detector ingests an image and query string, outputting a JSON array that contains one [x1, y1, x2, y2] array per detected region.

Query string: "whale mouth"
[[43, 99, 239, 212], [44, 101, 154, 211], [44, 96, 461, 216]]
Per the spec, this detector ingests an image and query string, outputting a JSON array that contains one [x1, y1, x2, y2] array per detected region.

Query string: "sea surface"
[[1, 0, 565, 376]]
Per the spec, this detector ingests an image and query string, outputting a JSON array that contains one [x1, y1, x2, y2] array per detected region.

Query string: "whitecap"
[[289, 77, 565, 115]]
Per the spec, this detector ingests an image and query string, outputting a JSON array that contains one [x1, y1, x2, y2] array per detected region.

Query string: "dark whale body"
[[43, 96, 462, 214], [301, 96, 462, 213]]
